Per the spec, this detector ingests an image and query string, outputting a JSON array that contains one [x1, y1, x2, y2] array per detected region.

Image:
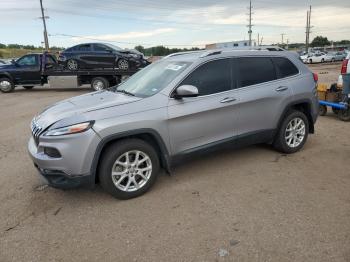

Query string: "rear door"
[[167, 58, 238, 155], [92, 44, 116, 68], [231, 56, 294, 137], [76, 44, 94, 68], [13, 54, 41, 84]]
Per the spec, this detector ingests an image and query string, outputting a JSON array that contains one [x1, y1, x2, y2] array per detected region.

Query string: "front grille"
[[31, 119, 43, 146]]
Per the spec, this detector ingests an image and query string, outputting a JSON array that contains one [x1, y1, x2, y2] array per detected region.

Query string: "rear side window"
[[272, 57, 299, 78], [77, 44, 91, 51], [94, 44, 110, 52], [181, 59, 232, 96], [238, 57, 276, 87]]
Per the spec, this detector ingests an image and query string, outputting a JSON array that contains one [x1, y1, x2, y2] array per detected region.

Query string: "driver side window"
[[17, 55, 38, 66], [180, 59, 232, 96]]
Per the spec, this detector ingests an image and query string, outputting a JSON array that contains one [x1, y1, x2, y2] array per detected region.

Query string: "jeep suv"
[[28, 50, 319, 199]]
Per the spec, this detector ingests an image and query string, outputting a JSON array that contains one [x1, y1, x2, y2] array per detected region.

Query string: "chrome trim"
[[31, 118, 43, 146]]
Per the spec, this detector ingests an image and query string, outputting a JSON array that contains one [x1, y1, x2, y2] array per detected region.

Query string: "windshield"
[[116, 60, 192, 98]]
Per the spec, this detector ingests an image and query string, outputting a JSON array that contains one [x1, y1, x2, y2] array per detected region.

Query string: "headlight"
[[130, 54, 139, 58], [43, 121, 94, 136]]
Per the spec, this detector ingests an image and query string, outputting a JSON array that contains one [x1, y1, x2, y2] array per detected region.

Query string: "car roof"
[[165, 48, 298, 62]]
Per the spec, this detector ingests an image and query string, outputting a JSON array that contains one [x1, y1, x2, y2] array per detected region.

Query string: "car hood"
[[34, 91, 142, 130], [0, 63, 15, 70]]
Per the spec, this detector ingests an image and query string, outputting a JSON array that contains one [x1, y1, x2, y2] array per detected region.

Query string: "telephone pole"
[[39, 0, 49, 51], [305, 5, 312, 53], [247, 1, 253, 47], [281, 33, 285, 46]]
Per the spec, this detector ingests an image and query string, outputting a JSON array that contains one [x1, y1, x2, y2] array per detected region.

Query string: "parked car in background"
[[0, 59, 6, 64], [58, 43, 149, 71], [300, 53, 313, 63], [28, 49, 319, 199], [306, 52, 329, 64], [325, 51, 346, 62]]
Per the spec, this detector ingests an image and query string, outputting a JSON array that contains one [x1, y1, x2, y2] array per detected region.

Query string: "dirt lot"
[[0, 63, 349, 262]]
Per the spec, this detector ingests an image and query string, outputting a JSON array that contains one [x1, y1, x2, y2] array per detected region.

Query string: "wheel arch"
[[277, 100, 315, 134], [0, 72, 14, 82], [91, 129, 171, 184]]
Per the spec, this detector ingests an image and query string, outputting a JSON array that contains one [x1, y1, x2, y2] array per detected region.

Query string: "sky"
[[1, 0, 350, 49]]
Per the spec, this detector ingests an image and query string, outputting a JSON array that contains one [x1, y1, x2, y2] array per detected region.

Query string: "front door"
[[167, 58, 238, 155], [13, 54, 41, 84]]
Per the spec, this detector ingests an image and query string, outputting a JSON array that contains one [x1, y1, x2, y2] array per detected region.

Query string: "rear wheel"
[[273, 110, 309, 154], [319, 105, 327, 116], [309, 59, 313, 64], [66, 59, 79, 71], [338, 108, 350, 122], [321, 58, 325, 63], [91, 77, 109, 91], [0, 77, 15, 93], [99, 139, 160, 199]]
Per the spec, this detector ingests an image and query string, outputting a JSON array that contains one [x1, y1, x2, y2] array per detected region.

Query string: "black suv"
[[58, 43, 149, 71]]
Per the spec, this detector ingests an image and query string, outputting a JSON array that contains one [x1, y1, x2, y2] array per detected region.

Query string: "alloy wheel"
[[92, 80, 104, 91], [0, 80, 12, 92], [284, 117, 306, 148], [111, 150, 152, 192], [67, 59, 78, 70]]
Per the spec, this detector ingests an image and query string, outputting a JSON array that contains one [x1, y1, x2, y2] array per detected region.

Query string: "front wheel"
[[99, 139, 160, 200], [338, 108, 350, 122], [0, 77, 15, 93], [117, 59, 129, 70], [273, 110, 309, 154]]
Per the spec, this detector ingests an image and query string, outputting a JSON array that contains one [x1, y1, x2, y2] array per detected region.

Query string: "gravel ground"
[[0, 63, 349, 261]]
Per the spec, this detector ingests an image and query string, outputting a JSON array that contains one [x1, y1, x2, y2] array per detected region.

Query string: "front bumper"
[[28, 129, 101, 189]]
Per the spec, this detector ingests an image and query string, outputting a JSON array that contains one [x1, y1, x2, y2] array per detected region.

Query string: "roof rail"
[[199, 50, 222, 58], [163, 50, 203, 59]]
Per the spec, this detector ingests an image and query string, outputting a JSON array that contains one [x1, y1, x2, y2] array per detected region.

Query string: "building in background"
[[205, 40, 257, 50]]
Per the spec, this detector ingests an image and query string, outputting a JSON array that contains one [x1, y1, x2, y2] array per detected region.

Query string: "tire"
[[66, 59, 79, 71], [321, 59, 325, 63], [23, 86, 34, 90], [117, 59, 129, 70], [309, 59, 312, 64], [98, 139, 160, 200], [273, 110, 309, 154], [319, 105, 327, 116], [0, 77, 15, 93], [332, 107, 340, 115], [338, 108, 350, 122], [91, 77, 109, 91]]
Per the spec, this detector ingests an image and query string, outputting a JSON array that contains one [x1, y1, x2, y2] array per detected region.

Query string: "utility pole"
[[286, 39, 289, 50], [281, 33, 285, 46], [258, 33, 260, 46], [247, 1, 253, 47], [39, 0, 49, 51], [305, 5, 312, 53]]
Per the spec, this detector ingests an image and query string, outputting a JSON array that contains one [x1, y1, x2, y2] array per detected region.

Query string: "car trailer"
[[318, 83, 350, 121], [44, 68, 137, 91]]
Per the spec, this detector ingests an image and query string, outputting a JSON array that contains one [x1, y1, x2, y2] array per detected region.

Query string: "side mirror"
[[174, 85, 199, 99], [11, 59, 17, 65]]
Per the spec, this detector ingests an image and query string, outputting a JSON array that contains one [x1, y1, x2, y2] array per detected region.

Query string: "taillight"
[[341, 59, 348, 74], [313, 73, 318, 82]]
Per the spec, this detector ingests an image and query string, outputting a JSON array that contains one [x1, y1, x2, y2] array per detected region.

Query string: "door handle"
[[276, 86, 289, 92], [220, 97, 237, 103]]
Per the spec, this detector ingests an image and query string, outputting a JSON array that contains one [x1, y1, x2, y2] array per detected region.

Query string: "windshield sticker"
[[165, 64, 186, 71]]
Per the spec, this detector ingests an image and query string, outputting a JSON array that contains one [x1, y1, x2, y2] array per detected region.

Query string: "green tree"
[[311, 36, 330, 47], [134, 45, 145, 54], [0, 43, 6, 49]]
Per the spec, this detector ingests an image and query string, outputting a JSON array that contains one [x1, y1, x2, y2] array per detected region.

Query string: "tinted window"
[[238, 57, 276, 87], [94, 44, 110, 52], [272, 57, 299, 78], [17, 55, 38, 66], [181, 59, 232, 96], [77, 44, 91, 51]]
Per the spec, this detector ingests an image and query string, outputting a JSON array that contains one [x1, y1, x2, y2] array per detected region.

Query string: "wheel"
[[98, 139, 160, 200], [273, 110, 309, 154], [66, 59, 79, 71], [117, 59, 129, 70], [0, 77, 15, 93], [309, 59, 312, 64], [91, 77, 109, 91], [321, 58, 325, 63], [319, 105, 327, 116], [23, 86, 34, 90], [332, 107, 340, 115], [338, 108, 350, 122]]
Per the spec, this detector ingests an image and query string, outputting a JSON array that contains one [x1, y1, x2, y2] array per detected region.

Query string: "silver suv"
[[28, 50, 319, 199]]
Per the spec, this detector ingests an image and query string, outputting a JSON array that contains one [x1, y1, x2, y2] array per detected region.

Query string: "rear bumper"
[[34, 164, 95, 189]]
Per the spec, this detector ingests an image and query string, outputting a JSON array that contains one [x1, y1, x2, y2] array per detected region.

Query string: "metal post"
[[248, 1, 253, 47]]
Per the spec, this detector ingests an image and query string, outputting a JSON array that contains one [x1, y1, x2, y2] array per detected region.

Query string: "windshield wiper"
[[116, 89, 135, 96]]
